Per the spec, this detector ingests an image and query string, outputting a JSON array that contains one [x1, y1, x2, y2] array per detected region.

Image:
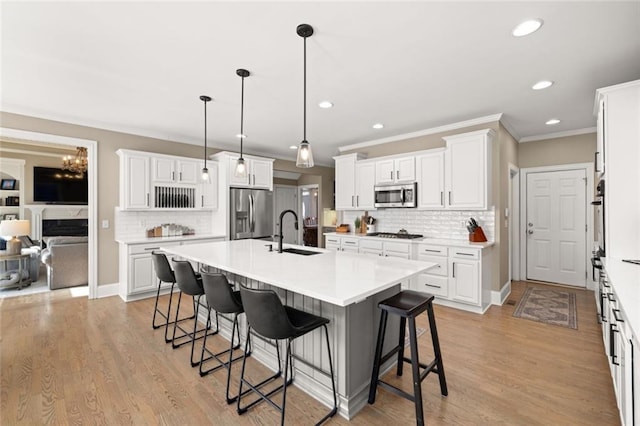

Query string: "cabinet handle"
[[144, 247, 161, 251], [253, 174, 256, 185], [390, 171, 393, 180], [424, 283, 441, 289], [607, 293, 615, 302], [448, 191, 452, 205], [147, 193, 150, 207], [172, 171, 175, 181], [179, 172, 183, 181], [423, 249, 441, 253], [441, 191, 444, 206], [610, 323, 619, 366], [612, 309, 624, 322], [356, 195, 359, 207], [455, 252, 474, 256], [201, 195, 204, 207], [396, 170, 399, 180], [452, 262, 455, 278]]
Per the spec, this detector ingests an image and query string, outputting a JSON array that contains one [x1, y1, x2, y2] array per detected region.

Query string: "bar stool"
[[368, 290, 448, 426], [151, 252, 195, 343], [199, 271, 249, 403], [237, 285, 338, 425], [172, 259, 218, 367]]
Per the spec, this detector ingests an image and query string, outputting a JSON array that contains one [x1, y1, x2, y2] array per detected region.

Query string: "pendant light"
[[296, 23, 314, 168], [235, 68, 250, 178], [200, 95, 212, 180]]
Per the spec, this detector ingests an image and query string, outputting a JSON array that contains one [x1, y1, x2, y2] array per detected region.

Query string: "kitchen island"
[[162, 239, 436, 419]]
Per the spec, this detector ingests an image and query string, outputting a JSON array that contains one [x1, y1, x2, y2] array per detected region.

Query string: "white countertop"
[[162, 239, 437, 307], [602, 257, 640, 338], [323, 232, 494, 249], [116, 234, 225, 245]]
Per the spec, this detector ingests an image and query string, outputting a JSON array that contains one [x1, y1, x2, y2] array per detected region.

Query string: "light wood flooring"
[[0, 281, 619, 425]]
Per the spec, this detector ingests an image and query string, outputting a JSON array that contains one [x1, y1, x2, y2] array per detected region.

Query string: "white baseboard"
[[96, 282, 119, 298], [491, 281, 512, 305]]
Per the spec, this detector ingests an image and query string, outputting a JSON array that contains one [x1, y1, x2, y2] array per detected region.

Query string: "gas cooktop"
[[368, 232, 423, 239]]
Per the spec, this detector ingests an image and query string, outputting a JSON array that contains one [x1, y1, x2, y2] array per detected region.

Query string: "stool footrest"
[[377, 379, 416, 402]]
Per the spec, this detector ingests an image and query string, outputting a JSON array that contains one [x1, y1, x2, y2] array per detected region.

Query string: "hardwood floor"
[[0, 281, 619, 425]]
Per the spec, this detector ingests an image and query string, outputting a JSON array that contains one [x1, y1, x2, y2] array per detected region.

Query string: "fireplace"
[[42, 219, 89, 237]]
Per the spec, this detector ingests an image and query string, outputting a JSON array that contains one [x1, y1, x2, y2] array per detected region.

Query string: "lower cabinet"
[[325, 235, 359, 253], [119, 237, 224, 301], [412, 243, 491, 314]]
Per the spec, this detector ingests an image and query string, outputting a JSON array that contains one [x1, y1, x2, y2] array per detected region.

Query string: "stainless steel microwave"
[[374, 183, 417, 208]]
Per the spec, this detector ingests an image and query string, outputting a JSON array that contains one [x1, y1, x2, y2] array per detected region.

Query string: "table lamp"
[[0, 219, 30, 255]]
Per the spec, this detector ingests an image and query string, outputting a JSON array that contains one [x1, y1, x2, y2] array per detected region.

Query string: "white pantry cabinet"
[[416, 150, 446, 209], [375, 156, 415, 185], [443, 129, 494, 210], [119, 151, 151, 209]]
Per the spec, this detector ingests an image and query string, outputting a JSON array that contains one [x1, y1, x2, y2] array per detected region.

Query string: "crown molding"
[[519, 127, 596, 143]]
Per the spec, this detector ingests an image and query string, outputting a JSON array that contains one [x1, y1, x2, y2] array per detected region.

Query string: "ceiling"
[[2, 2, 639, 167]]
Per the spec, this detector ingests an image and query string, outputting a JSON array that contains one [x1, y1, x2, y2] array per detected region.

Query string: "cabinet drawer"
[[326, 236, 340, 245], [416, 274, 448, 297], [383, 241, 410, 254], [341, 238, 359, 248], [417, 254, 448, 276], [449, 247, 480, 260], [129, 241, 180, 255], [417, 244, 447, 256], [359, 239, 383, 251]]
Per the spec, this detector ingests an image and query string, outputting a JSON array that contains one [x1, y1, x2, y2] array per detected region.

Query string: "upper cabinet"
[[152, 158, 199, 184], [443, 129, 494, 210], [334, 154, 374, 210], [416, 150, 445, 209], [374, 156, 415, 185], [117, 149, 217, 211], [225, 154, 273, 190]]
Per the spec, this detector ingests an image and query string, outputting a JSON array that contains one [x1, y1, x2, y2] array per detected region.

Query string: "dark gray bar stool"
[[199, 271, 250, 403], [237, 285, 337, 425], [368, 290, 448, 426], [172, 259, 218, 367], [151, 251, 195, 342]]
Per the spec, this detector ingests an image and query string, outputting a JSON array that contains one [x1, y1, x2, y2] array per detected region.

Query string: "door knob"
[[528, 229, 534, 234]]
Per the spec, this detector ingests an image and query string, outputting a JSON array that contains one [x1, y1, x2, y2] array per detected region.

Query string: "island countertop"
[[162, 239, 436, 307]]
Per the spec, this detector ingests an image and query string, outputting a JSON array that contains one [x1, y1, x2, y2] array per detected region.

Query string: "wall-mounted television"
[[33, 167, 88, 204]]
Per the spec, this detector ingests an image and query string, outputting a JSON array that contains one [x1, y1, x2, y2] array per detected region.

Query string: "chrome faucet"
[[278, 209, 299, 253]]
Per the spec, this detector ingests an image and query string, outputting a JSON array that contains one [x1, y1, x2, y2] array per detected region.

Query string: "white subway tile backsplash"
[[115, 209, 212, 240], [342, 208, 495, 241]]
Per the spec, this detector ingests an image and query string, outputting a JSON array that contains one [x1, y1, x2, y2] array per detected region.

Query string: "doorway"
[[274, 185, 298, 245], [521, 164, 592, 288], [299, 185, 319, 247]]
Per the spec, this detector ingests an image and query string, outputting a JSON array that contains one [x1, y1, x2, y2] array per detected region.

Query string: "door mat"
[[513, 287, 577, 329], [404, 327, 426, 347]]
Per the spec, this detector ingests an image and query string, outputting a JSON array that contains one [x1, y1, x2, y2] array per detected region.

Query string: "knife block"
[[469, 226, 487, 242]]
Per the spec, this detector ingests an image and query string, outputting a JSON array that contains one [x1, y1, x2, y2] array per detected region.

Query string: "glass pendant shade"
[[296, 140, 314, 168], [201, 167, 209, 181], [235, 157, 247, 178], [200, 95, 212, 181]]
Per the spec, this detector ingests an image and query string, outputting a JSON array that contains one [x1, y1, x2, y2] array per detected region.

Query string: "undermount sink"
[[281, 248, 322, 256]]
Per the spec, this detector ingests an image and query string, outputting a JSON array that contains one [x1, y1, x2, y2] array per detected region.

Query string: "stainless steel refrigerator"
[[229, 188, 274, 240]]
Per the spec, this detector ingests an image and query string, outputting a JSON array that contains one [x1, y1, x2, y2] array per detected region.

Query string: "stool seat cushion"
[[378, 290, 435, 318], [284, 306, 330, 339]]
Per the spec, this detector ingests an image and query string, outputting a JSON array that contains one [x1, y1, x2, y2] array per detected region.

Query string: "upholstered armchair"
[[41, 236, 88, 290]]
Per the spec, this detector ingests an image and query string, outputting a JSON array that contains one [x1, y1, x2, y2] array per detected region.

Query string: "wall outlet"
[[101, 219, 109, 229]]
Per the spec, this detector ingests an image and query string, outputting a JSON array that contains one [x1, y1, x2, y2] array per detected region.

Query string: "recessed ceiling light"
[[236, 134, 246, 139], [546, 119, 560, 125], [318, 101, 333, 109], [372, 123, 384, 129], [532, 80, 554, 90], [289, 145, 298, 150], [512, 19, 544, 37]]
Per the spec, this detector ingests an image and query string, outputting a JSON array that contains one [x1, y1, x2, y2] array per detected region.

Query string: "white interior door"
[[274, 185, 298, 244], [526, 169, 586, 287]]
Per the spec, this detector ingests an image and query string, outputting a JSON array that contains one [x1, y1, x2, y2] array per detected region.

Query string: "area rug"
[[513, 287, 577, 329]]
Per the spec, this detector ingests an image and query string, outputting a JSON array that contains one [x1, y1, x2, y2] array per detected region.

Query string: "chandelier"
[[62, 147, 88, 174]]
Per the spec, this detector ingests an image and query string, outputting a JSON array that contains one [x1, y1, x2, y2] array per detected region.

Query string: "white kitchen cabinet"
[[374, 156, 415, 185], [413, 244, 449, 297], [416, 150, 445, 209], [450, 251, 480, 305], [118, 237, 224, 302], [324, 235, 359, 252], [152, 157, 199, 184], [334, 154, 373, 210], [443, 129, 494, 210], [595, 98, 605, 175], [119, 151, 151, 209], [199, 162, 218, 209], [227, 155, 273, 189]]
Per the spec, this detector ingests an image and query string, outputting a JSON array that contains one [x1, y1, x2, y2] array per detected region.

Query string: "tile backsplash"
[[341, 208, 495, 241], [115, 209, 212, 240]]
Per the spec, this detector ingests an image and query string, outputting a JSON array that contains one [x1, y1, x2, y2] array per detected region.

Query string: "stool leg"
[[408, 317, 424, 426], [368, 310, 388, 404], [397, 316, 406, 376], [152, 278, 164, 329], [280, 339, 292, 426], [427, 304, 448, 396]]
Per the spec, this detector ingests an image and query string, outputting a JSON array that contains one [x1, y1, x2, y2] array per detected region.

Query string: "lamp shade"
[[0, 220, 30, 237]]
